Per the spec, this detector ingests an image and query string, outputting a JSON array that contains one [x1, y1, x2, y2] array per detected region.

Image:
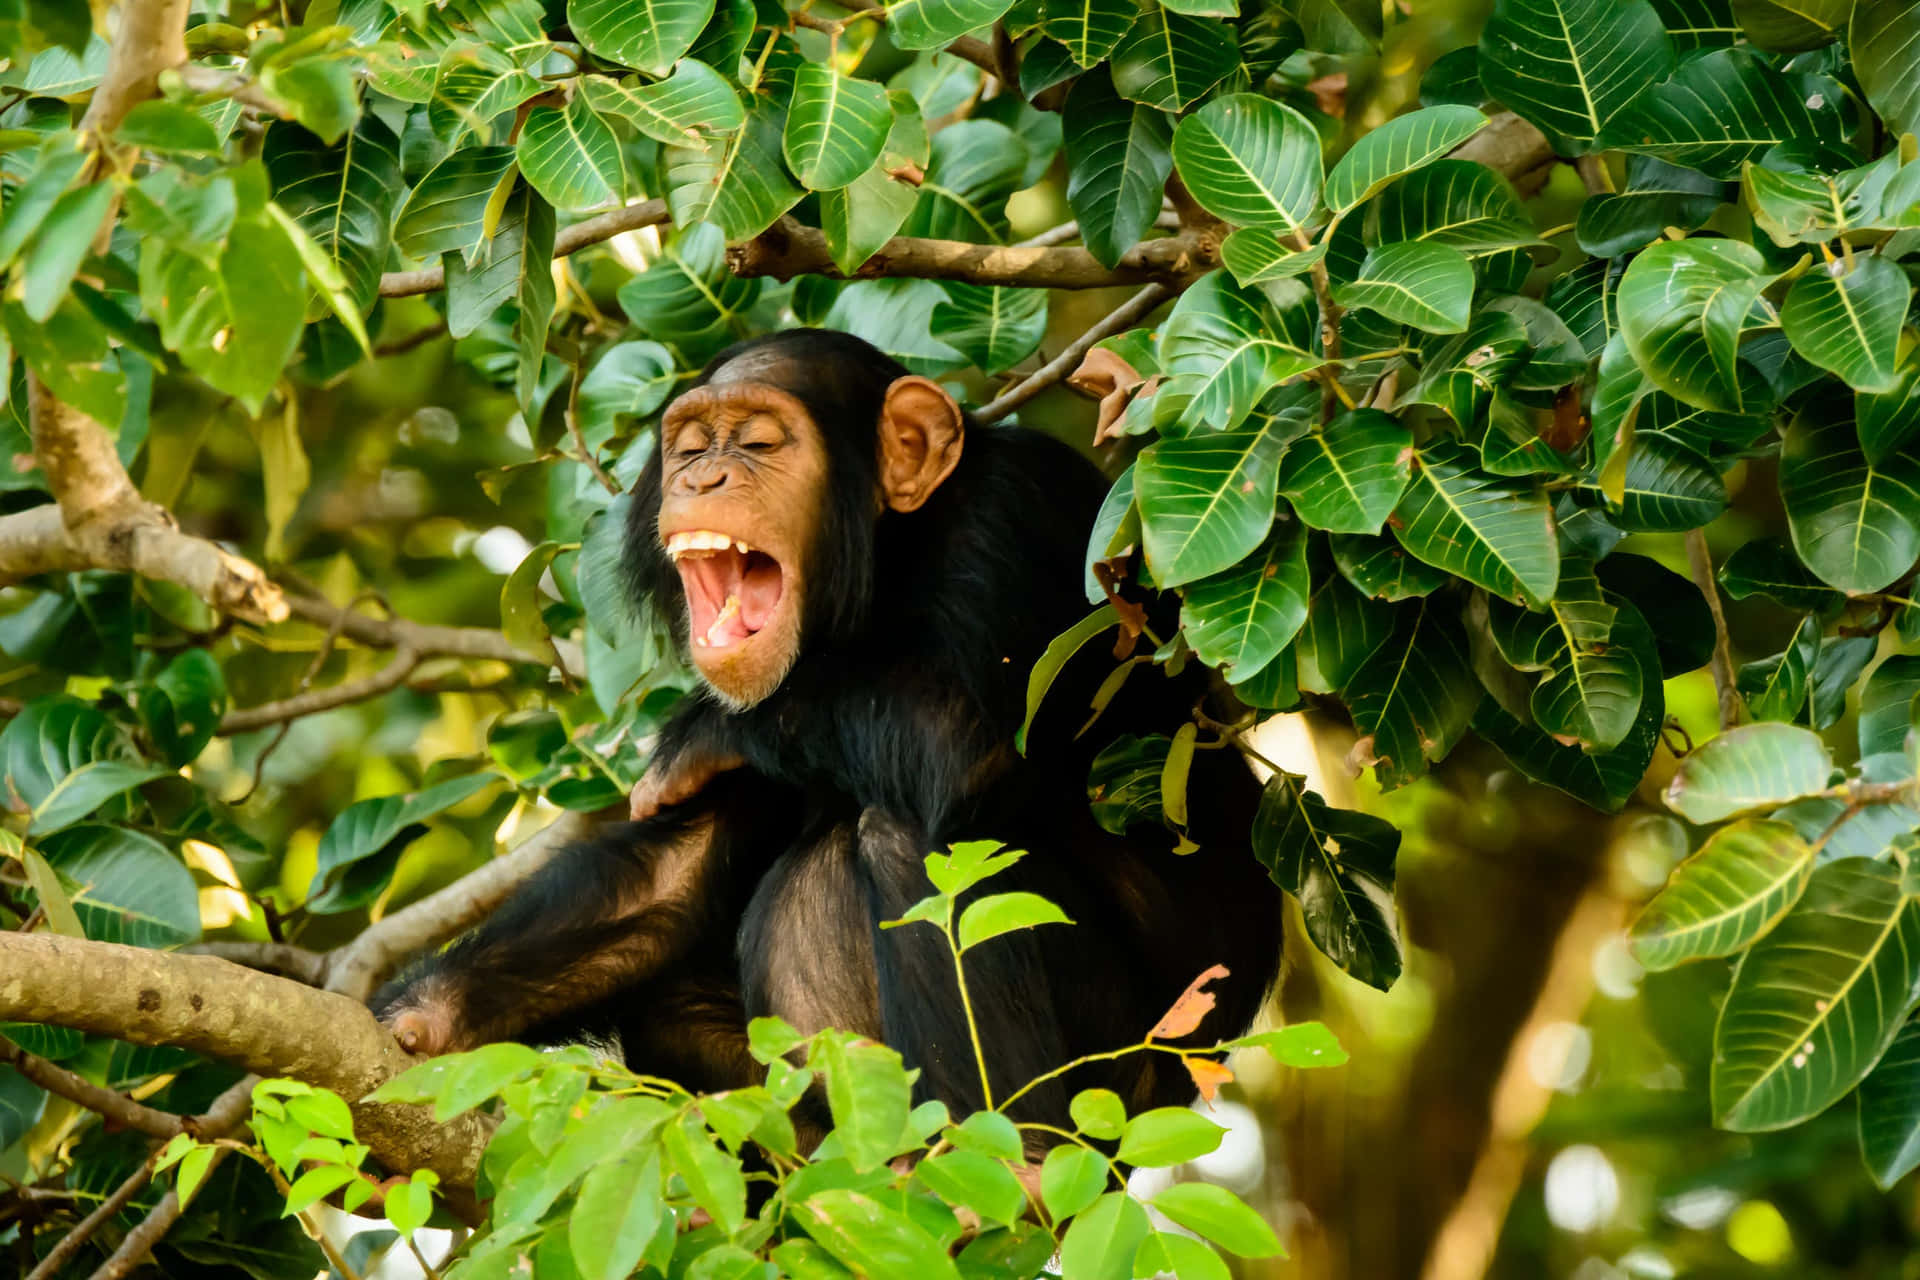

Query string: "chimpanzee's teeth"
[[666, 530, 755, 561]]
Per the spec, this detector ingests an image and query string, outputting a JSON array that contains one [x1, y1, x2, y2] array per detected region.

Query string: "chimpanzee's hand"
[[372, 978, 461, 1056], [629, 751, 745, 821]]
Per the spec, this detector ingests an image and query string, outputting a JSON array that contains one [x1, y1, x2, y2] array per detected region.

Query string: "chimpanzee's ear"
[[877, 376, 965, 512]]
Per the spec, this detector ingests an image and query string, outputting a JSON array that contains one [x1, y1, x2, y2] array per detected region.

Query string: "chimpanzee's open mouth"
[[666, 530, 785, 650]]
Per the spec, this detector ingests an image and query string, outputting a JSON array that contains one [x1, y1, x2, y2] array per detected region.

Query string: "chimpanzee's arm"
[[629, 702, 747, 821], [375, 797, 734, 1055]]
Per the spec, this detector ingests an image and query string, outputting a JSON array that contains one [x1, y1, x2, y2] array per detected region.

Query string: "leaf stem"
[[945, 901, 996, 1111]]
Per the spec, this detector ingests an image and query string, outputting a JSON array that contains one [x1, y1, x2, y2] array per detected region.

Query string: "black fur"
[[380, 330, 1283, 1130]]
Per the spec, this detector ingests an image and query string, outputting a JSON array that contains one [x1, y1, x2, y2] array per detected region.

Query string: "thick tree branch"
[[727, 216, 1220, 289], [0, 934, 491, 1188], [976, 284, 1175, 425], [323, 809, 592, 1001], [81, 0, 192, 137], [183, 940, 329, 985], [0, 1034, 185, 1140]]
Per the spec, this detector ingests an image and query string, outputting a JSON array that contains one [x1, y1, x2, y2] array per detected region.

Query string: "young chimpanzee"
[[376, 330, 1283, 1130]]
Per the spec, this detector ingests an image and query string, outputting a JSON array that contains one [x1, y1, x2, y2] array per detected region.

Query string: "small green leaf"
[[1070, 1088, 1126, 1139], [1663, 722, 1834, 825], [1779, 397, 1920, 595], [1852, 0, 1920, 141], [1596, 46, 1845, 178], [28, 761, 167, 836], [1393, 439, 1558, 607], [1477, 0, 1672, 153], [1737, 615, 1820, 724], [1062, 70, 1175, 270], [1252, 772, 1402, 989], [1109, 8, 1239, 112], [1178, 521, 1309, 682], [518, 95, 626, 212], [1151, 1182, 1284, 1258], [1135, 422, 1288, 587], [1116, 1107, 1226, 1166], [1780, 254, 1908, 394], [1323, 104, 1485, 213], [956, 891, 1074, 952], [569, 0, 716, 75], [1332, 240, 1474, 334], [1040, 1145, 1110, 1219], [916, 1151, 1027, 1225], [1058, 1192, 1149, 1280], [784, 65, 893, 191]]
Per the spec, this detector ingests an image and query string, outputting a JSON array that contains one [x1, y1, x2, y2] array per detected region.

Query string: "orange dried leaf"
[[1186, 1057, 1234, 1105], [1149, 963, 1230, 1041]]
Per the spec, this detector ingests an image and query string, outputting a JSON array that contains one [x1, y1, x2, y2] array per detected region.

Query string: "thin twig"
[[975, 284, 1176, 425], [564, 360, 621, 495], [379, 199, 670, 298], [229, 590, 381, 794], [1685, 529, 1740, 731], [375, 322, 450, 358], [220, 645, 420, 734], [0, 1036, 185, 1140]]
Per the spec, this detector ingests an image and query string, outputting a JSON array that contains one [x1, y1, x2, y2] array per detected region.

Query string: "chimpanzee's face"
[[656, 381, 826, 706]]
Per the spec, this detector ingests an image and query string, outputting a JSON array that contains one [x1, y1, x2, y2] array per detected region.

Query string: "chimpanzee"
[[376, 329, 1282, 1132]]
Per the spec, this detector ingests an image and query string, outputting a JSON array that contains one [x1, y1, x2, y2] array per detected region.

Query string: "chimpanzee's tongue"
[[738, 554, 780, 631], [677, 549, 781, 647]]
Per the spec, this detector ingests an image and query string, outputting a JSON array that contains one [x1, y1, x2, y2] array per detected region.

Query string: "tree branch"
[[0, 934, 491, 1188], [0, 1034, 185, 1141], [80, 0, 192, 137], [219, 644, 420, 733], [378, 199, 670, 298], [727, 216, 1220, 289], [282, 593, 545, 665], [1686, 528, 1740, 731], [976, 284, 1175, 425], [183, 940, 328, 986]]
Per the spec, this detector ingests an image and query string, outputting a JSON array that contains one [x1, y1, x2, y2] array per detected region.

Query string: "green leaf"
[[1222, 1021, 1349, 1066], [28, 761, 168, 836], [446, 178, 547, 340], [1323, 104, 1485, 214], [577, 340, 676, 446], [1858, 1019, 1920, 1189], [426, 44, 544, 145], [663, 102, 804, 242], [39, 825, 199, 947], [1347, 598, 1483, 790], [1664, 722, 1834, 824], [794, 1189, 963, 1280], [570, 1148, 663, 1280], [1735, 0, 1851, 48], [1392, 439, 1558, 607], [569, 0, 715, 75], [1858, 353, 1920, 466], [618, 221, 762, 365], [1134, 421, 1288, 587], [1117, 1108, 1226, 1166], [1151, 1182, 1284, 1258], [1219, 230, 1325, 286], [1780, 397, 1920, 595], [1044, 0, 1136, 66], [956, 891, 1074, 951], [501, 540, 563, 661], [1252, 772, 1402, 990], [263, 116, 402, 313], [1860, 656, 1920, 759], [1852, 0, 1920, 139], [1577, 155, 1727, 257], [1171, 94, 1322, 234], [1477, 0, 1671, 153], [0, 133, 88, 271], [930, 282, 1047, 375], [1369, 159, 1543, 258], [1158, 271, 1320, 430], [1714, 858, 1920, 1131], [391, 146, 518, 261], [816, 1034, 913, 1173], [1738, 614, 1820, 724], [1059, 1192, 1150, 1280], [1018, 605, 1118, 753], [819, 92, 927, 274], [1110, 7, 1240, 112], [784, 65, 893, 191], [1719, 538, 1845, 614], [1608, 432, 1728, 532], [1330, 532, 1450, 600], [580, 63, 744, 151], [901, 119, 1028, 244], [1333, 240, 1473, 334], [1063, 70, 1174, 270], [915, 1151, 1028, 1226], [517, 95, 626, 212], [1039, 1145, 1110, 1219], [1631, 818, 1816, 970], [512, 186, 558, 414], [1179, 520, 1309, 681], [1596, 46, 1846, 178], [887, 0, 1016, 50], [1616, 236, 1772, 414], [663, 1110, 748, 1231], [20, 180, 112, 322], [1485, 555, 1645, 752], [1088, 734, 1171, 834], [1297, 575, 1396, 693], [306, 773, 497, 914], [1780, 255, 1908, 395]]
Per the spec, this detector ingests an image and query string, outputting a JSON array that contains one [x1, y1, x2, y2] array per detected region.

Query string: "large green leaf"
[[1171, 94, 1321, 234], [901, 119, 1028, 243], [445, 179, 548, 340], [391, 145, 518, 261], [1714, 858, 1920, 1131], [1062, 69, 1175, 270], [1860, 656, 1920, 759], [1631, 818, 1815, 970], [1274, 408, 1412, 535], [1476, 0, 1673, 153], [1109, 7, 1240, 112], [1158, 271, 1321, 431], [1485, 554, 1644, 752], [1779, 397, 1920, 595], [1344, 598, 1483, 790], [662, 103, 804, 242], [1368, 160, 1543, 258], [887, 0, 1017, 51], [517, 94, 626, 211], [262, 116, 402, 313], [1134, 420, 1288, 586], [1332, 240, 1473, 334], [1251, 771, 1402, 990], [1735, 0, 1852, 48], [1179, 520, 1309, 681], [38, 825, 199, 947], [1595, 47, 1846, 178], [1330, 532, 1450, 600], [1852, 0, 1920, 139], [930, 283, 1047, 375], [568, 0, 715, 75], [820, 93, 927, 275], [1297, 575, 1396, 693], [1044, 0, 1136, 66], [1663, 722, 1834, 825], [1616, 237, 1773, 414], [1323, 104, 1485, 215], [1608, 432, 1728, 532], [1576, 155, 1727, 258], [307, 773, 499, 914], [1780, 254, 1908, 395], [784, 65, 894, 192], [579, 63, 744, 150], [1392, 439, 1559, 608], [1858, 1018, 1920, 1189], [1738, 614, 1820, 723]]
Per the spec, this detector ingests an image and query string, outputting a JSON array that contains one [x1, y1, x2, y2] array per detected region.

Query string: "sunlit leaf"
[[1631, 819, 1815, 970]]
